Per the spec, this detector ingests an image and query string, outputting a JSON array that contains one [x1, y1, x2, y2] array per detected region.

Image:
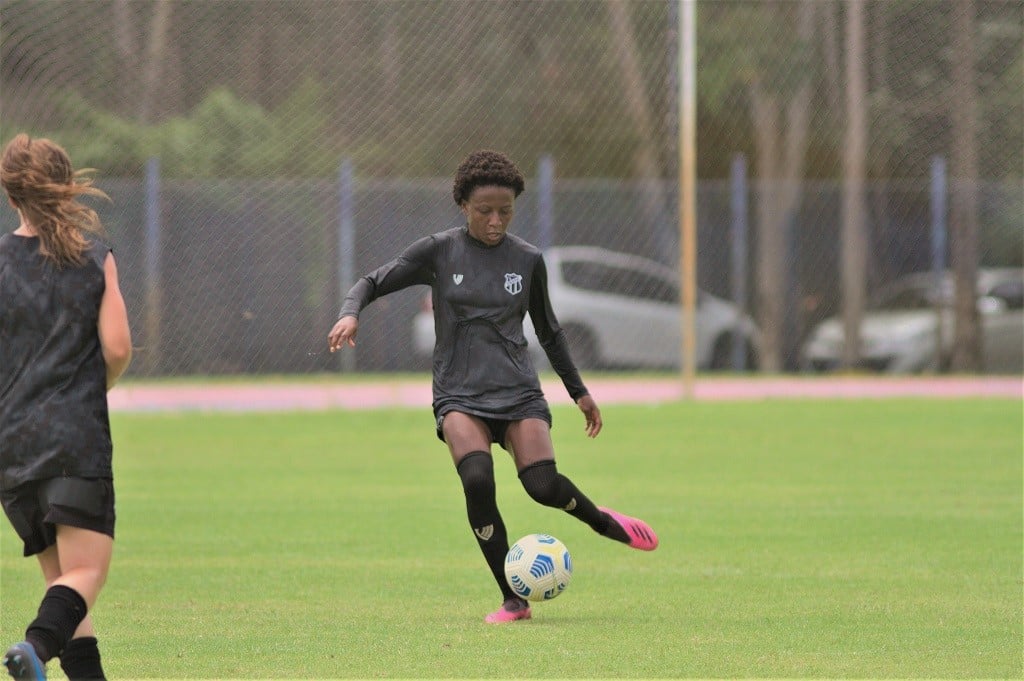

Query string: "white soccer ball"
[[504, 533, 573, 602]]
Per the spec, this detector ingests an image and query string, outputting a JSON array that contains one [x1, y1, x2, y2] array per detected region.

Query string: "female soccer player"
[[1, 134, 132, 680], [327, 149, 657, 624]]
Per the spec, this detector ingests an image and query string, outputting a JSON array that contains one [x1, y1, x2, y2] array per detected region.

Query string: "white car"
[[413, 245, 759, 370], [801, 268, 1024, 374]]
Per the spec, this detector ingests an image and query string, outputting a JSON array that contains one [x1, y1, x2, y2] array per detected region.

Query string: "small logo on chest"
[[453, 274, 463, 285], [504, 273, 523, 295]]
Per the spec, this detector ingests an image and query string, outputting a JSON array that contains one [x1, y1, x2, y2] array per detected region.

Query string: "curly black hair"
[[452, 150, 525, 206]]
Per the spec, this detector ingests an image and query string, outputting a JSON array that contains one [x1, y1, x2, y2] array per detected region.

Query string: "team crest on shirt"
[[504, 273, 523, 295], [453, 274, 463, 285]]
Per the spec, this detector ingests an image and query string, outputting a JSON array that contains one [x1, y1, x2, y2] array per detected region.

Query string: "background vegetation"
[[1, 1, 1020, 374], [1, 1, 1019, 182]]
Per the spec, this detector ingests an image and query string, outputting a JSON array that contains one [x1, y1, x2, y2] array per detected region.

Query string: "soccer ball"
[[504, 533, 573, 602]]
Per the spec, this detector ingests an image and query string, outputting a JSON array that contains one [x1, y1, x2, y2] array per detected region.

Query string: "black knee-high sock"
[[518, 461, 615, 535], [60, 636, 106, 680], [457, 451, 516, 601], [25, 585, 88, 662]]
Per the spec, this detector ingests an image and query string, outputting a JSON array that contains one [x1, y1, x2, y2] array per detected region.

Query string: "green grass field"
[[1, 399, 1021, 679]]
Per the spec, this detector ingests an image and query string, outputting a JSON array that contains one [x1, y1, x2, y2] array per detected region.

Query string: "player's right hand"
[[328, 316, 358, 352]]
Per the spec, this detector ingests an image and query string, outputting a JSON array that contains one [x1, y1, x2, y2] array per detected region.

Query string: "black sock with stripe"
[[457, 452, 516, 600], [517, 461, 626, 540]]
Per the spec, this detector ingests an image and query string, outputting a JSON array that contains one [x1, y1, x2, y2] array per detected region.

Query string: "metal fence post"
[[338, 158, 356, 373], [730, 153, 749, 371], [144, 157, 162, 375], [538, 154, 554, 252], [930, 155, 948, 372]]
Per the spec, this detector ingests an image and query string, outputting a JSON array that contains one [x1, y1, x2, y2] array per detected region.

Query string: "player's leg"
[[11, 527, 112, 680], [442, 412, 528, 622], [2, 547, 62, 681], [2, 481, 109, 680], [35, 547, 99, 636], [506, 419, 658, 551], [8, 482, 113, 681], [52, 526, 111, 680], [12, 547, 104, 681], [505, 418, 608, 527]]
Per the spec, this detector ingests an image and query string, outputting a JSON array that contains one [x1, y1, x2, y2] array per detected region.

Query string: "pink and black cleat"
[[599, 506, 659, 551], [484, 597, 532, 624]]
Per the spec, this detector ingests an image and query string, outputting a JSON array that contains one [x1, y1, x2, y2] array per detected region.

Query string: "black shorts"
[[0, 477, 115, 557], [435, 406, 553, 451]]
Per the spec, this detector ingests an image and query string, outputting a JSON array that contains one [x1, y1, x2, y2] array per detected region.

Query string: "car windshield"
[[560, 260, 679, 304], [870, 273, 1024, 311], [872, 280, 952, 310]]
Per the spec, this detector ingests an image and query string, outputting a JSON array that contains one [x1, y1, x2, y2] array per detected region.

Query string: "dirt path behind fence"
[[108, 376, 1023, 413]]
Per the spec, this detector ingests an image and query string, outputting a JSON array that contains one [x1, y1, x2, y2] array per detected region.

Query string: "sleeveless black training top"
[[0, 234, 113, 490]]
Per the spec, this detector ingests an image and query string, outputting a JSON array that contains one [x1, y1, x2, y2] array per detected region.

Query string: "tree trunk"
[[841, 0, 868, 370], [750, 1, 814, 372], [949, 0, 981, 371], [818, 1, 843, 126], [139, 0, 172, 123], [113, 0, 139, 118], [606, 0, 673, 257], [751, 91, 784, 373]]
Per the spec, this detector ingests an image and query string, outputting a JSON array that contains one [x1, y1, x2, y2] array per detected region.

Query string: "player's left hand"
[[576, 394, 602, 438]]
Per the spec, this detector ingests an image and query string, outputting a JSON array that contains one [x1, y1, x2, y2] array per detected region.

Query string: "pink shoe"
[[484, 597, 532, 624], [600, 506, 659, 551]]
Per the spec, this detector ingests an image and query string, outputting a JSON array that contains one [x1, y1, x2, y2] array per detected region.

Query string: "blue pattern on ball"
[[504, 534, 573, 602], [528, 554, 555, 579]]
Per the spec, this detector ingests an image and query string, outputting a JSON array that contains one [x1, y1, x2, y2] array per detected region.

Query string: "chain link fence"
[[1, 0, 1020, 375]]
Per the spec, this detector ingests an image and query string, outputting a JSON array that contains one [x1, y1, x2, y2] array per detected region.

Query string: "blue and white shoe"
[[3, 642, 46, 680]]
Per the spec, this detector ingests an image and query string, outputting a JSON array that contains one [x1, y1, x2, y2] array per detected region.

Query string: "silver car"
[[801, 268, 1024, 374], [413, 245, 759, 370]]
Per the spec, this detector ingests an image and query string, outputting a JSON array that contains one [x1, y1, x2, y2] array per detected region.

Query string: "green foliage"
[[38, 93, 153, 176], [159, 88, 274, 177], [980, 29, 1024, 183], [1, 397, 1019, 678], [11, 82, 346, 179], [981, 181, 1024, 267], [263, 77, 337, 177]]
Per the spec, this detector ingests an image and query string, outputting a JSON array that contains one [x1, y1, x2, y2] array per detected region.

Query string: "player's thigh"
[[36, 544, 61, 585], [441, 411, 493, 464], [56, 525, 113, 583], [505, 418, 555, 471]]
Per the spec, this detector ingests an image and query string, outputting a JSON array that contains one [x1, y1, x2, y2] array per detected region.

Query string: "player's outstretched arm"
[[328, 315, 358, 352]]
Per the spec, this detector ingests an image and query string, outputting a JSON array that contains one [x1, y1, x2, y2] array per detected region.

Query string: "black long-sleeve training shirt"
[[339, 226, 588, 419]]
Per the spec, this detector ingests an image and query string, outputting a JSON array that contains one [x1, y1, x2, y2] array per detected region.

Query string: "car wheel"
[[709, 334, 755, 371], [564, 325, 600, 370]]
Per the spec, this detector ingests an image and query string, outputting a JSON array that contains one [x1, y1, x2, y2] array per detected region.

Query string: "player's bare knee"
[[64, 565, 109, 595]]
